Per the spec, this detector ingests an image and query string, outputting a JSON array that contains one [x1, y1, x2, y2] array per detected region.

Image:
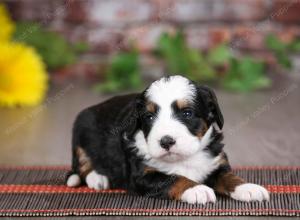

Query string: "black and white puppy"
[[67, 75, 269, 204]]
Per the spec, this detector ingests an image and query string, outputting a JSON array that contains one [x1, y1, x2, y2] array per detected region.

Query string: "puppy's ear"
[[124, 94, 143, 139], [197, 85, 224, 129]]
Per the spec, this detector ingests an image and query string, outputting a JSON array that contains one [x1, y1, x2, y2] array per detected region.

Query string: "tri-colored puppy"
[[67, 75, 269, 204]]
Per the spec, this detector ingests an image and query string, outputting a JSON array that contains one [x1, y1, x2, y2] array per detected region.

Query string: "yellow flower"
[[0, 3, 15, 41], [0, 42, 48, 107]]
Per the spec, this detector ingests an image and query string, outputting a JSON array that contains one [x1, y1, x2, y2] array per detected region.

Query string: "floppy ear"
[[123, 94, 143, 139], [197, 85, 224, 129]]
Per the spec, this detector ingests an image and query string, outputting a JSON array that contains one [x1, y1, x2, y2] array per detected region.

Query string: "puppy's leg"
[[66, 146, 82, 187], [75, 146, 110, 190], [212, 168, 269, 202], [67, 146, 110, 190], [135, 168, 216, 204]]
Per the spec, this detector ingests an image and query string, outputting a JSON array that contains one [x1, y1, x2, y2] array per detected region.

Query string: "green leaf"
[[276, 52, 292, 69], [288, 40, 300, 52], [265, 34, 286, 52], [94, 81, 120, 93], [222, 57, 271, 92], [207, 44, 232, 65], [73, 42, 89, 53], [156, 31, 217, 81], [95, 50, 141, 93], [265, 34, 294, 70], [13, 22, 85, 70], [252, 76, 272, 89]]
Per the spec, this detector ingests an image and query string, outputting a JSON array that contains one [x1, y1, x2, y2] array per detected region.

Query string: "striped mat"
[[0, 166, 299, 217]]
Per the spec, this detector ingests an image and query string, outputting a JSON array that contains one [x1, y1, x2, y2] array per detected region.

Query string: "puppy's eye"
[[144, 112, 154, 121], [182, 109, 194, 119]]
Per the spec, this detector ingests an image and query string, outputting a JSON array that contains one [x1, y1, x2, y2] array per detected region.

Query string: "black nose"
[[160, 135, 176, 150]]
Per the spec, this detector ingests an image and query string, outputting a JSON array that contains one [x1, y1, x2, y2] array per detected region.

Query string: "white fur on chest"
[[145, 152, 221, 183]]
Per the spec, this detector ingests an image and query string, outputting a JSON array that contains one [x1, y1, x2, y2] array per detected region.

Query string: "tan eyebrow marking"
[[76, 146, 92, 178], [176, 99, 190, 109], [146, 101, 156, 113]]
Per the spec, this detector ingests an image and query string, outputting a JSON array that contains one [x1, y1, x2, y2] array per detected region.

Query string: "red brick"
[[185, 23, 284, 51], [185, 26, 209, 50], [65, 0, 87, 23], [272, 0, 300, 23], [53, 24, 89, 44], [6, 0, 300, 55], [247, 51, 277, 66], [150, 0, 175, 21], [277, 26, 300, 43], [5, 0, 70, 25], [163, 0, 269, 22], [163, 0, 210, 22], [4, 1, 23, 21], [87, 27, 124, 53], [230, 24, 299, 50], [232, 26, 265, 50], [185, 25, 232, 50], [209, 27, 231, 46], [88, 0, 155, 27], [216, 0, 269, 21], [125, 24, 175, 52], [230, 22, 276, 50]]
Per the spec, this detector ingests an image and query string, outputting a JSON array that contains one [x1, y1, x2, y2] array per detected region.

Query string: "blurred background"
[[0, 0, 299, 166]]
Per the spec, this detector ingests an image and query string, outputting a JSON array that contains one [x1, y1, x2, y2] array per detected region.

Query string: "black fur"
[[204, 127, 225, 157], [136, 94, 159, 139], [196, 85, 224, 129], [171, 100, 207, 136]]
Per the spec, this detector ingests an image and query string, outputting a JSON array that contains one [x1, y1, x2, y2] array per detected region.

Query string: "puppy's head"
[[134, 75, 223, 162]]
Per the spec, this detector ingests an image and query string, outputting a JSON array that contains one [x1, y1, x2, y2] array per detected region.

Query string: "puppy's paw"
[[230, 183, 269, 202], [66, 174, 81, 187], [86, 171, 109, 190], [181, 185, 216, 204]]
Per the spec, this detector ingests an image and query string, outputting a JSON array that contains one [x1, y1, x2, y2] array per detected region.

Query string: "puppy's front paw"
[[231, 183, 269, 202], [86, 171, 109, 190], [181, 185, 216, 204]]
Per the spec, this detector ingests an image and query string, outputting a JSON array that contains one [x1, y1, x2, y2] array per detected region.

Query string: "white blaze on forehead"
[[146, 75, 196, 105]]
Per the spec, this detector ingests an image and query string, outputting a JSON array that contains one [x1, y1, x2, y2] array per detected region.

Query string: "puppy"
[[66, 75, 269, 204]]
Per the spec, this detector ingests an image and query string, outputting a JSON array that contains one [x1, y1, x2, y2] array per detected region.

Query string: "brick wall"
[[5, 0, 300, 55]]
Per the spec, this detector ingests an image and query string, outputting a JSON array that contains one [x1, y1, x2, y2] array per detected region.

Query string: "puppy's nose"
[[160, 135, 176, 151]]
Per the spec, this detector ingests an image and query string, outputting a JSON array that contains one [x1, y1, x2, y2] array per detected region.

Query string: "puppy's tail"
[[66, 171, 81, 187]]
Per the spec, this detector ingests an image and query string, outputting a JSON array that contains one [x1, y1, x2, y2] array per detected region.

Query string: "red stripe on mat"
[[0, 185, 126, 193], [0, 208, 299, 214], [232, 166, 300, 170], [0, 165, 71, 170], [0, 165, 299, 170], [0, 184, 299, 194]]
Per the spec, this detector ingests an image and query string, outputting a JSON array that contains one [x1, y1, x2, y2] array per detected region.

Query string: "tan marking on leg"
[[144, 167, 157, 174], [76, 147, 92, 178], [168, 176, 197, 200], [215, 172, 245, 195]]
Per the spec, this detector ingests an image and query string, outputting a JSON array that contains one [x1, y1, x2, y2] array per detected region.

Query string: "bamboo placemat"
[[0, 166, 299, 217]]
